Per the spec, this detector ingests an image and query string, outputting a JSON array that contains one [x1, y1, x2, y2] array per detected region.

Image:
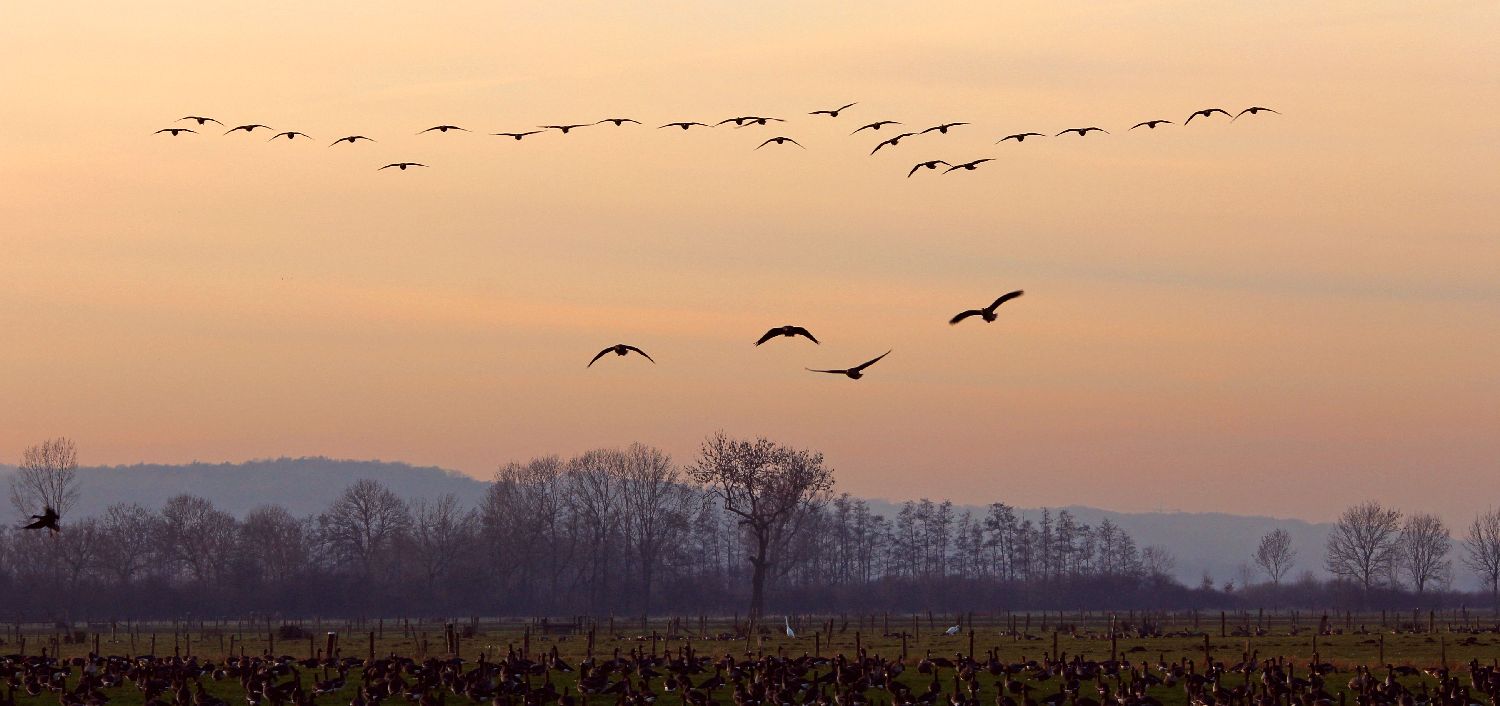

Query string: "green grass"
[[9, 615, 1500, 706]]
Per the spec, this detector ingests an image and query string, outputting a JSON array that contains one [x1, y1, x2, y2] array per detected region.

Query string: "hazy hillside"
[[2, 458, 1333, 586], [0, 457, 488, 518]]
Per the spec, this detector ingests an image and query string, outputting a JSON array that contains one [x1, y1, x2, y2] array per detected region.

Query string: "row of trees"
[[1316, 500, 1500, 598], [5, 436, 1500, 618]]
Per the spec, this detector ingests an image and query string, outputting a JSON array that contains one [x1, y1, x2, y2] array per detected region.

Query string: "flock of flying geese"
[[153, 102, 1276, 376], [155, 103, 1278, 178]]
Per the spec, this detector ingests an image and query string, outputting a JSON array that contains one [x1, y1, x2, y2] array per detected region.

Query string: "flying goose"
[[588, 344, 655, 367], [755, 326, 818, 346], [852, 120, 901, 134], [949, 290, 1024, 325], [809, 102, 857, 117], [807, 350, 891, 380]]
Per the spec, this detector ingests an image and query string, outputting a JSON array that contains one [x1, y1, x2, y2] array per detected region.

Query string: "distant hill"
[[2, 457, 1333, 586], [0, 457, 489, 518]]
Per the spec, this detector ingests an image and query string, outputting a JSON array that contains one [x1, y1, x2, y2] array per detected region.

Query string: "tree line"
[[3, 435, 1499, 620]]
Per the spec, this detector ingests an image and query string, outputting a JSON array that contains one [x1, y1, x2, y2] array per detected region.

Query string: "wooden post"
[[968, 629, 975, 661], [814, 633, 820, 657], [1220, 611, 1226, 638], [1052, 631, 1059, 662], [1202, 633, 1211, 666], [1378, 633, 1384, 664]]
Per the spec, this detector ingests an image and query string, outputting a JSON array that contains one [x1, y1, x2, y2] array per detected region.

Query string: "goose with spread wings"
[[1184, 108, 1231, 124], [908, 160, 949, 177], [998, 132, 1045, 143], [493, 130, 544, 141], [155, 128, 196, 136], [1233, 106, 1279, 121], [807, 350, 891, 380], [595, 118, 642, 126], [379, 162, 427, 171], [852, 120, 901, 134], [870, 132, 917, 155], [756, 136, 804, 150], [269, 131, 313, 141], [660, 121, 710, 130], [588, 344, 655, 367], [949, 290, 1024, 325], [1057, 127, 1108, 137], [809, 102, 857, 117], [944, 158, 993, 173], [1131, 119, 1172, 130], [179, 116, 222, 126], [418, 125, 469, 134], [224, 124, 273, 134], [921, 122, 968, 135], [23, 507, 60, 533], [540, 123, 590, 134], [755, 326, 818, 346], [330, 135, 375, 145]]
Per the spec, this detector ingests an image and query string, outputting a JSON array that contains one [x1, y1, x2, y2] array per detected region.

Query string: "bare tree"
[[618, 443, 696, 615], [408, 494, 476, 591], [1462, 508, 1500, 607], [1141, 545, 1177, 578], [689, 432, 834, 618], [156, 494, 239, 584], [240, 505, 311, 584], [1397, 512, 1451, 593], [318, 479, 412, 581], [8, 437, 80, 519], [1254, 528, 1297, 584], [95, 502, 157, 584], [1325, 501, 1402, 592]]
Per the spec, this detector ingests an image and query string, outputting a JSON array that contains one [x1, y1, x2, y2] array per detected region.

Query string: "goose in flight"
[[660, 121, 710, 130], [870, 132, 917, 154], [588, 344, 655, 367], [1056, 127, 1108, 136], [330, 135, 375, 146], [944, 623, 961, 636], [755, 136, 804, 150], [997, 132, 1044, 143], [851, 120, 901, 134], [908, 160, 949, 177], [1233, 106, 1280, 121], [493, 131, 544, 140], [23, 507, 60, 533], [269, 131, 312, 141], [717, 116, 783, 127], [755, 325, 818, 346], [378, 162, 427, 171], [540, 123, 590, 134], [179, 116, 222, 126], [949, 290, 1024, 325], [944, 158, 993, 173], [154, 128, 196, 136], [807, 351, 891, 380], [809, 102, 857, 117], [1184, 108, 1231, 124], [921, 122, 968, 135], [418, 125, 468, 134], [224, 124, 272, 134], [595, 118, 642, 126], [1130, 120, 1172, 130]]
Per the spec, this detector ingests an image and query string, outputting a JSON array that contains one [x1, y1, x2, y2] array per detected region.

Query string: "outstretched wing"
[[949, 309, 983, 325], [587, 348, 613, 367], [987, 289, 1025, 311], [790, 327, 819, 344], [851, 350, 892, 372], [622, 345, 655, 363], [754, 329, 780, 346], [805, 368, 846, 375]]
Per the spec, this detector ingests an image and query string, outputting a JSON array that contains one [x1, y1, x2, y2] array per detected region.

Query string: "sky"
[[2, 2, 1497, 525]]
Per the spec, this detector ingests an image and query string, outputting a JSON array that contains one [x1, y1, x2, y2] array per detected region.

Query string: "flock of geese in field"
[[155, 103, 1279, 178], [2, 639, 1497, 706], [153, 101, 1278, 378]]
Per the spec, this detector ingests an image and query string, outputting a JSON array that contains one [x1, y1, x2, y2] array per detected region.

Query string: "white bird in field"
[[944, 623, 961, 636], [785, 617, 796, 639]]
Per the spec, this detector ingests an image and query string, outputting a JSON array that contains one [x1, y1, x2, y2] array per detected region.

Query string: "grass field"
[[7, 612, 1500, 706]]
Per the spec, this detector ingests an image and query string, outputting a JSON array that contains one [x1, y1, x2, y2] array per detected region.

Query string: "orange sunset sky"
[[2, 2, 1497, 523]]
